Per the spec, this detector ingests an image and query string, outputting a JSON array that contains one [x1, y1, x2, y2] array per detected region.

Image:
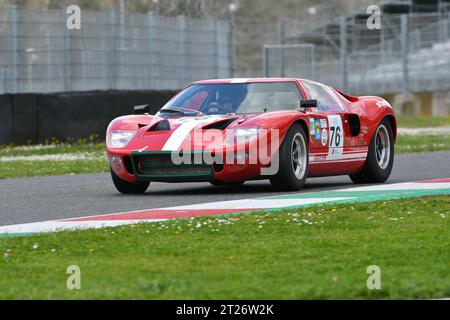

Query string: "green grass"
[[0, 159, 108, 179], [0, 195, 448, 299], [0, 143, 108, 179], [396, 115, 450, 128], [396, 134, 450, 154]]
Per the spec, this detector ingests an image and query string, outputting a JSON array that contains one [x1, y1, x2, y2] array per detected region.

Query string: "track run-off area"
[[0, 151, 449, 235], [1, 178, 449, 235]]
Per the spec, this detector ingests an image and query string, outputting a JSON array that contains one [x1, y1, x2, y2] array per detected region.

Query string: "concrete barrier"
[[0, 90, 177, 145], [382, 91, 450, 117]]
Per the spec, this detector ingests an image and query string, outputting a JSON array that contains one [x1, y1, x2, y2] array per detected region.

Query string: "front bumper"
[[108, 150, 263, 183]]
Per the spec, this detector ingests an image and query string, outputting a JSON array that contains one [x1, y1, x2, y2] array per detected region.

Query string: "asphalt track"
[[0, 151, 449, 226]]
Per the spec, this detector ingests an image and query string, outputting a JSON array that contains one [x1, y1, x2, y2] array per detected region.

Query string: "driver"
[[221, 96, 235, 114]]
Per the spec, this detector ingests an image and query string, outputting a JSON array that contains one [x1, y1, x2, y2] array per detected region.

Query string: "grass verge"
[[396, 115, 450, 128], [0, 195, 448, 299], [396, 134, 450, 154], [0, 143, 108, 179]]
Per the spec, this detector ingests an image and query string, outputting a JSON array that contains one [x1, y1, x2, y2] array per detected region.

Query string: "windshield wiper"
[[159, 107, 204, 116]]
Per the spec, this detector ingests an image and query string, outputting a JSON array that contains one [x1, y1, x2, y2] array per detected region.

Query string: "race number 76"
[[329, 126, 341, 147]]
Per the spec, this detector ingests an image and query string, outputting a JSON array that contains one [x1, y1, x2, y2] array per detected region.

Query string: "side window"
[[302, 81, 344, 112]]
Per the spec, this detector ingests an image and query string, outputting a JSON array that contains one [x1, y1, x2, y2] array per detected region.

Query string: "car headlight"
[[225, 128, 261, 145], [107, 130, 136, 148]]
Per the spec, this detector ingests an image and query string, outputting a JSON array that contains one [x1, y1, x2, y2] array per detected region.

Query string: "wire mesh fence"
[[267, 11, 450, 96], [0, 5, 232, 94], [2, 4, 450, 97]]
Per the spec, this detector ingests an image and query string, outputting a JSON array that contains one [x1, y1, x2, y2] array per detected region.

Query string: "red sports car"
[[106, 78, 396, 194]]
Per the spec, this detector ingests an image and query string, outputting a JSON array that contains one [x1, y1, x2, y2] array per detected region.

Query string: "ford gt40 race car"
[[106, 78, 396, 194]]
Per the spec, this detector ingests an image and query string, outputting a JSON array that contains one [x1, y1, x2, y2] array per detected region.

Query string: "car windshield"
[[159, 82, 303, 115]]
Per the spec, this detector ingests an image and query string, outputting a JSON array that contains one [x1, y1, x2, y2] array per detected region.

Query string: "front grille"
[[141, 165, 212, 176], [131, 152, 212, 180], [137, 153, 202, 166]]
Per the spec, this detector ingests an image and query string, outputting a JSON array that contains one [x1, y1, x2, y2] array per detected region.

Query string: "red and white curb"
[[0, 178, 449, 235]]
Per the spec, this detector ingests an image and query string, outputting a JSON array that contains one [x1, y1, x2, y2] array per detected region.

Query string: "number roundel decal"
[[327, 115, 344, 160]]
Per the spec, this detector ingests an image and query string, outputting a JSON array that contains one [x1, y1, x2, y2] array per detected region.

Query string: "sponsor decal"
[[376, 100, 390, 107], [321, 128, 328, 146], [314, 119, 321, 140], [320, 119, 328, 128], [309, 118, 315, 135], [310, 155, 327, 162]]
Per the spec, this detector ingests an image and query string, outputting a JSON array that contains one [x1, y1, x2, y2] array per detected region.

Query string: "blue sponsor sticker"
[[314, 119, 321, 140]]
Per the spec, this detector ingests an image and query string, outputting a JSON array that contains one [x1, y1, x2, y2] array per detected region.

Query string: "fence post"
[[208, 17, 218, 79], [46, 31, 53, 92], [147, 12, 159, 90], [178, 15, 187, 88], [133, 28, 139, 89], [229, 5, 236, 78], [447, 11, 450, 41], [10, 5, 19, 93], [277, 17, 286, 77], [340, 16, 348, 91], [0, 68, 4, 94], [108, 10, 117, 89], [401, 14, 409, 97], [263, 45, 269, 77], [63, 9, 72, 92], [310, 44, 315, 80]]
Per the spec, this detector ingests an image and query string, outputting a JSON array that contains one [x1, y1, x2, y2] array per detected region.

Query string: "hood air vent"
[[148, 119, 170, 132], [202, 118, 238, 131]]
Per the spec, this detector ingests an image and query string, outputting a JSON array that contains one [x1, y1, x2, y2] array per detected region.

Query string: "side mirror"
[[133, 104, 153, 115], [300, 99, 318, 109]]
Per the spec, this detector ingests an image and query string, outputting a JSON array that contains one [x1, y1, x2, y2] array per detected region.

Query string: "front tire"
[[349, 118, 394, 184], [270, 123, 308, 191], [110, 169, 150, 194]]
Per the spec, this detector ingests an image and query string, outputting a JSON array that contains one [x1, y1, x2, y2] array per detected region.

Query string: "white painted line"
[[168, 197, 349, 210], [0, 219, 166, 234], [344, 182, 450, 192]]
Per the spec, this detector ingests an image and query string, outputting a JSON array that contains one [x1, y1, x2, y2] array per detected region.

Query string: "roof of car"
[[193, 78, 303, 84]]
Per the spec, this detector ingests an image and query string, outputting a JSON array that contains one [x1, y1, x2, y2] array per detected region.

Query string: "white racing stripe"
[[162, 116, 222, 151]]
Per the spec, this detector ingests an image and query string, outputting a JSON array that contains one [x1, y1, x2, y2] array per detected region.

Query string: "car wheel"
[[209, 181, 245, 186], [349, 118, 394, 184], [110, 169, 150, 194], [270, 123, 308, 191]]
